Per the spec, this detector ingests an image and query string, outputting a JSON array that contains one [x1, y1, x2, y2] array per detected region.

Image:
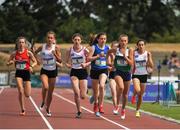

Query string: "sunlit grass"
[[0, 43, 180, 52], [128, 102, 180, 120]]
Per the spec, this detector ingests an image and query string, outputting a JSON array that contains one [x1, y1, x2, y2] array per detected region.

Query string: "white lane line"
[[0, 87, 4, 95], [54, 92, 130, 130], [29, 96, 53, 130]]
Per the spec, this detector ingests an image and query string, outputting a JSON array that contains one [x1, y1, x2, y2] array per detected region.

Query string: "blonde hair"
[[110, 41, 119, 48], [118, 34, 128, 40], [46, 31, 56, 38], [15, 36, 27, 50], [89, 33, 97, 46], [72, 33, 83, 40]]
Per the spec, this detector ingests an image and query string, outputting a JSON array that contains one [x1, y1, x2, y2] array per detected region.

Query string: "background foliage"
[[0, 0, 180, 43]]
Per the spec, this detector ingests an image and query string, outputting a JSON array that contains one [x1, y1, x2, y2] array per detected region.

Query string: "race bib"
[[136, 61, 146, 67], [72, 57, 84, 65], [117, 59, 126, 65], [135, 61, 147, 74], [43, 58, 55, 65], [95, 59, 106, 66], [16, 61, 26, 70]]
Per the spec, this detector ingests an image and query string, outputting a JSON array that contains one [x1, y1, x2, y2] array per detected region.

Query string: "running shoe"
[[131, 96, 136, 104], [99, 105, 104, 114], [113, 106, 119, 115], [89, 95, 94, 104], [95, 112, 101, 117], [20, 110, 25, 116], [121, 109, 125, 120], [76, 111, 82, 118], [39, 102, 45, 110], [93, 103, 98, 112], [135, 110, 140, 118], [46, 109, 51, 117]]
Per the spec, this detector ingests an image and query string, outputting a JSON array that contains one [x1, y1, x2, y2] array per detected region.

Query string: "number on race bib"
[[16, 63, 26, 69], [43, 58, 55, 65], [72, 57, 84, 65], [95, 59, 106, 66]]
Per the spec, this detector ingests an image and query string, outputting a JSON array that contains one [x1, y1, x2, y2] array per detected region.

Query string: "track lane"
[[0, 88, 180, 129], [53, 88, 180, 129], [31, 88, 123, 129], [0, 88, 48, 129], [53, 92, 129, 129]]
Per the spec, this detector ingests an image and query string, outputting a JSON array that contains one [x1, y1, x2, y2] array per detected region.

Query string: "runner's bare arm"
[[33, 45, 43, 65], [81, 48, 91, 68], [124, 48, 134, 66], [7, 52, 16, 65], [28, 51, 37, 68], [87, 46, 100, 62], [53, 45, 62, 63], [65, 48, 72, 68], [147, 51, 154, 69]]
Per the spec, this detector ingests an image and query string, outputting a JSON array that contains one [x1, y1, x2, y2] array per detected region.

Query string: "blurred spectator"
[[168, 51, 180, 69], [162, 55, 169, 65]]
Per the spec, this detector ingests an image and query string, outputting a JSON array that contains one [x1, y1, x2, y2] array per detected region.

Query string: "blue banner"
[[54, 75, 174, 102], [55, 75, 92, 88], [128, 84, 165, 102], [56, 75, 71, 87]]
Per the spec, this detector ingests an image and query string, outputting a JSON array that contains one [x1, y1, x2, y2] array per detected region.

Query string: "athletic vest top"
[[133, 50, 148, 75], [91, 44, 109, 70], [15, 49, 30, 70], [41, 43, 56, 70], [70, 46, 87, 69], [114, 48, 131, 72]]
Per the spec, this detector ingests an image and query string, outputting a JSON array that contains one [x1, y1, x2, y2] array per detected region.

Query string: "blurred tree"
[[68, 0, 92, 18], [0, 0, 179, 43], [29, 0, 69, 41], [57, 16, 96, 43], [144, 0, 176, 40], [0, 0, 37, 42]]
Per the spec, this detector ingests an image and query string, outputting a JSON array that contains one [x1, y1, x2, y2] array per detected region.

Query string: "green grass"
[[105, 94, 180, 121], [128, 102, 180, 121], [95, 90, 180, 121]]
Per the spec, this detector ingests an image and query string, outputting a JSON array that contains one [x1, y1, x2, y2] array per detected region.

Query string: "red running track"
[[0, 87, 180, 129]]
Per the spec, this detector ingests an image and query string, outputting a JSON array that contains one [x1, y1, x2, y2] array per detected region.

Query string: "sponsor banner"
[[55, 75, 174, 102], [128, 84, 165, 102], [55, 75, 92, 88], [106, 83, 171, 102], [31, 75, 41, 87], [0, 73, 8, 85], [56, 75, 71, 87], [7, 73, 175, 102], [9, 72, 42, 88], [9, 71, 16, 87]]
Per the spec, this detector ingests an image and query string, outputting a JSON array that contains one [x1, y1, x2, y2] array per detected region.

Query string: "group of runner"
[[7, 31, 153, 120]]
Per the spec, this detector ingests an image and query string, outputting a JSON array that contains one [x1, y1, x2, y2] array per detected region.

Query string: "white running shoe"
[[47, 112, 51, 117], [121, 109, 125, 120], [75, 112, 82, 118], [113, 106, 119, 115], [39, 102, 45, 111], [46, 109, 51, 117], [95, 112, 101, 117], [40, 106, 44, 111]]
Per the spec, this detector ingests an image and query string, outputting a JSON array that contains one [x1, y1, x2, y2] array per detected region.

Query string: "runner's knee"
[[25, 95, 30, 98], [43, 86, 49, 91], [74, 92, 80, 98], [80, 93, 86, 99]]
